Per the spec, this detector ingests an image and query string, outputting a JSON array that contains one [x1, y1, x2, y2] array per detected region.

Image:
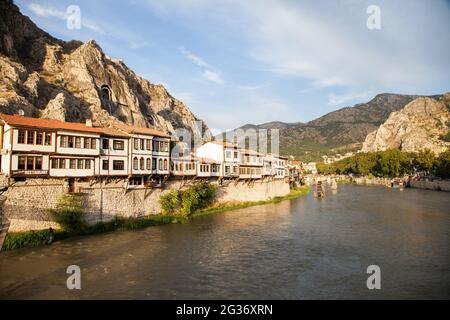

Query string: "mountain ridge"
[[231, 93, 443, 161]]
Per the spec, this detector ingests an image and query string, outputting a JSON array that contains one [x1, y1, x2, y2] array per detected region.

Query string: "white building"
[[303, 162, 318, 175], [195, 141, 240, 178], [114, 124, 171, 187], [0, 114, 103, 180], [170, 142, 197, 177], [97, 127, 130, 177], [239, 149, 264, 179], [265, 153, 287, 179]]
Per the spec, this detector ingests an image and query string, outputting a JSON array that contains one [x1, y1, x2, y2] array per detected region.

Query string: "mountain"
[[0, 0, 208, 136], [362, 94, 450, 154], [232, 93, 442, 162]]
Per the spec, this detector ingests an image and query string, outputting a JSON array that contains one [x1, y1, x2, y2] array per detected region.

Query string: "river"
[[0, 185, 449, 299]]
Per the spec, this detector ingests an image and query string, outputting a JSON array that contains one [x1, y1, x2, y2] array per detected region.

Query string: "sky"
[[15, 0, 450, 133]]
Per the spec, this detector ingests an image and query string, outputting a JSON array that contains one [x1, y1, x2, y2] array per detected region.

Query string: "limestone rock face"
[[361, 95, 450, 154], [0, 0, 209, 137], [41, 93, 69, 121]]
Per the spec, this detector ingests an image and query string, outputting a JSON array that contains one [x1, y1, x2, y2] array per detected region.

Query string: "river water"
[[0, 185, 449, 299]]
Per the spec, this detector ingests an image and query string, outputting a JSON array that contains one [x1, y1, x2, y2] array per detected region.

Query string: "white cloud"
[[179, 47, 211, 69], [28, 3, 104, 34], [203, 70, 224, 85], [180, 47, 224, 85]]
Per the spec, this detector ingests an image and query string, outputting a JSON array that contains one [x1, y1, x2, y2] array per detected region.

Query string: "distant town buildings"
[[322, 152, 354, 164]]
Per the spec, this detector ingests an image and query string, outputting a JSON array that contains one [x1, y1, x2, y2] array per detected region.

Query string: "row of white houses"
[[0, 114, 291, 189]]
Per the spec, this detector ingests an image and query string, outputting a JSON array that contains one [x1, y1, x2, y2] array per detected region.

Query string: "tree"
[[375, 149, 411, 177], [435, 150, 450, 178], [413, 148, 436, 174]]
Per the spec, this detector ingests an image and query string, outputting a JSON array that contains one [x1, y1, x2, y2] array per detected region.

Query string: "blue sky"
[[16, 0, 450, 133]]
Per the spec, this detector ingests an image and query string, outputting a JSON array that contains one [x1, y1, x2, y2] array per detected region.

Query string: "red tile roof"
[[0, 114, 104, 134], [197, 157, 218, 164], [0, 114, 168, 138], [114, 123, 171, 138]]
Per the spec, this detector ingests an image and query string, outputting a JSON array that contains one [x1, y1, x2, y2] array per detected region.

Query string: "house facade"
[[195, 141, 240, 178], [0, 114, 103, 179], [0, 114, 293, 188], [239, 149, 264, 179]]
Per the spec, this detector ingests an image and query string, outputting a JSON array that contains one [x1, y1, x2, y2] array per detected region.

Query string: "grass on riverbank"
[[2, 185, 310, 251]]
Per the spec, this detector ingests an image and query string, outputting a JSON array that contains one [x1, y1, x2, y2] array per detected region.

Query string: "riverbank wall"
[[409, 180, 450, 192], [311, 174, 450, 192], [0, 176, 290, 232]]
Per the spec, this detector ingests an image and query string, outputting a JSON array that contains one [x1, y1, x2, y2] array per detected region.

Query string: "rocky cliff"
[[361, 94, 450, 154], [0, 0, 208, 136]]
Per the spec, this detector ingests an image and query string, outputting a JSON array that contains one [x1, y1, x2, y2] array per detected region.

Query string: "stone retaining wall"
[[0, 176, 291, 232], [410, 180, 450, 192]]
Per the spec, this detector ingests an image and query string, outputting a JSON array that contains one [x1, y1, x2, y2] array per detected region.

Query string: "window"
[[140, 139, 145, 150], [68, 136, 74, 148], [146, 139, 152, 150], [17, 156, 43, 171], [164, 159, 168, 170], [18, 129, 26, 144], [146, 158, 151, 170], [140, 157, 144, 170], [60, 136, 68, 148], [18, 156, 26, 170], [113, 160, 124, 171], [162, 141, 169, 152], [102, 138, 109, 150], [234, 151, 238, 159], [133, 138, 139, 150], [158, 159, 162, 170], [85, 160, 91, 170], [51, 159, 58, 169], [59, 159, 66, 169], [225, 166, 230, 174], [226, 151, 232, 158], [35, 157, 42, 170], [70, 159, 76, 169], [152, 158, 156, 170], [77, 159, 84, 169], [113, 140, 124, 150], [75, 137, 82, 148], [45, 133, 51, 146], [91, 138, 97, 149], [84, 138, 91, 149], [102, 160, 109, 171], [129, 177, 143, 186], [36, 132, 43, 145], [27, 131, 35, 145], [133, 157, 138, 170], [154, 141, 159, 152], [26, 157, 34, 170]]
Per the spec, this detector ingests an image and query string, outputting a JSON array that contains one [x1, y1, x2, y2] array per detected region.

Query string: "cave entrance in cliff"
[[101, 85, 112, 114], [101, 85, 111, 101]]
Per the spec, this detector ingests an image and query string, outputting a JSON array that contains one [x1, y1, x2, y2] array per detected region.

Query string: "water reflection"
[[0, 185, 449, 299]]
